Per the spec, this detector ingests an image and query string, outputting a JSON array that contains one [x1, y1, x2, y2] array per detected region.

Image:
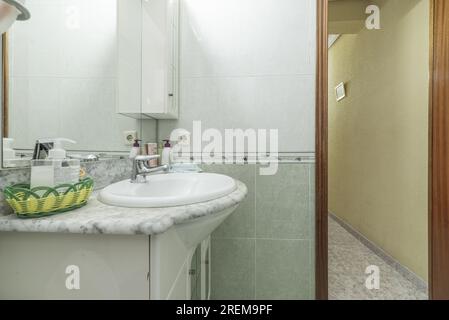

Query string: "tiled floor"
[[328, 216, 428, 300]]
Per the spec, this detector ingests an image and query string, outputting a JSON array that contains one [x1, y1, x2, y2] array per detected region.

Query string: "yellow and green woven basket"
[[3, 178, 94, 219]]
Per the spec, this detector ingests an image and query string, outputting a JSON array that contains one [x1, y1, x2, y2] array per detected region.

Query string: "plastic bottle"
[[3, 138, 16, 167], [47, 139, 80, 186], [2, 138, 16, 160], [31, 138, 80, 190], [161, 140, 172, 166], [129, 139, 142, 159]]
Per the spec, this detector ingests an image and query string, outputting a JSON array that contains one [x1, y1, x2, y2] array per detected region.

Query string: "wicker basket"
[[3, 178, 94, 219]]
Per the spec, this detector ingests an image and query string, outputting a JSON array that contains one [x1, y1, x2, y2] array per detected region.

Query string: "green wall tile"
[[256, 239, 312, 300], [205, 163, 316, 300], [202, 164, 256, 239], [256, 164, 311, 240], [211, 238, 256, 300]]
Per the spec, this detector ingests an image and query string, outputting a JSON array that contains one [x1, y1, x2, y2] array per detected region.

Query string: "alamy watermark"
[[169, 121, 280, 176], [366, 5, 381, 30], [65, 265, 80, 290], [365, 265, 380, 290]]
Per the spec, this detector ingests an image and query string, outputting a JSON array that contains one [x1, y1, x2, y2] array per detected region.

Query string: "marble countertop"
[[0, 181, 247, 236]]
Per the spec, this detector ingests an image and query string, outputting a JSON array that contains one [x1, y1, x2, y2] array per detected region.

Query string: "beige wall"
[[328, 0, 429, 280]]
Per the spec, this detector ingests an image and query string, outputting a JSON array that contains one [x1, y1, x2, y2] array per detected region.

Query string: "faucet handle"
[[135, 155, 160, 162]]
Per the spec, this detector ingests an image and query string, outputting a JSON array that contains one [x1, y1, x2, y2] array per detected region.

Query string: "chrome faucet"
[[131, 155, 169, 183]]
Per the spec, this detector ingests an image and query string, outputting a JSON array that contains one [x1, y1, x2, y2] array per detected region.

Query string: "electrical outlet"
[[124, 130, 138, 146]]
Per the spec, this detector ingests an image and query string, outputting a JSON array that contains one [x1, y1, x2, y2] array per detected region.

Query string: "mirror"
[[0, 0, 164, 169]]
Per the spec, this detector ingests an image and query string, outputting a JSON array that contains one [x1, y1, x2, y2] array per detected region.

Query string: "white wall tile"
[[160, 75, 315, 152], [59, 78, 138, 151], [10, 1, 64, 78], [180, 0, 315, 78], [9, 78, 30, 147], [61, 0, 118, 78], [10, 78, 61, 146], [160, 0, 316, 152], [8, 0, 145, 152], [60, 79, 113, 150]]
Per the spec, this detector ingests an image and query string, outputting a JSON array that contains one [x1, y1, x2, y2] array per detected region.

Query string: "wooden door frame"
[[316, 0, 449, 300], [1, 33, 8, 138], [315, 0, 328, 301]]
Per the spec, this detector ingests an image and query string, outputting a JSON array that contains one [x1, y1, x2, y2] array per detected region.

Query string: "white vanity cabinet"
[[117, 0, 179, 120], [0, 233, 151, 300], [0, 231, 210, 300], [0, 178, 245, 300]]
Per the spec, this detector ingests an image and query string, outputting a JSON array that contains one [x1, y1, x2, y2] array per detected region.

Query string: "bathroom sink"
[[98, 173, 237, 208]]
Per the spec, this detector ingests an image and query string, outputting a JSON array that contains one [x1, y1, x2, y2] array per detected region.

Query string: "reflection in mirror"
[[1, 0, 159, 169]]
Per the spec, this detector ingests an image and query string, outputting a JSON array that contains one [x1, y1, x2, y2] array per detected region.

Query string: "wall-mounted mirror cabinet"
[[1, 0, 180, 169], [117, 0, 179, 120]]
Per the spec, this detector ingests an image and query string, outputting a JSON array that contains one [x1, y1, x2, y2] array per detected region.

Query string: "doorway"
[[316, 0, 449, 300]]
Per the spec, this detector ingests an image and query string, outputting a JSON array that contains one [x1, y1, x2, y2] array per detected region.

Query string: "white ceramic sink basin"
[[98, 173, 237, 208]]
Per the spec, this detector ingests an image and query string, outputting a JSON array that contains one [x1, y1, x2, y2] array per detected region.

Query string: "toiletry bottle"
[[47, 139, 81, 186], [129, 139, 141, 159], [30, 160, 55, 191], [31, 138, 57, 190], [3, 138, 16, 167], [33, 139, 55, 160], [157, 142, 164, 165], [161, 140, 172, 166], [3, 138, 16, 160]]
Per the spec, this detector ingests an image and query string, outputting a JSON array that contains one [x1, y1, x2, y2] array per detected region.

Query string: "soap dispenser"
[[161, 140, 172, 166], [31, 138, 57, 189], [48, 138, 80, 186], [129, 139, 142, 159], [48, 138, 75, 160]]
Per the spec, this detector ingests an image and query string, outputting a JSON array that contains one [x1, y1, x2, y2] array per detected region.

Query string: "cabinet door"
[[201, 237, 211, 300], [189, 245, 202, 300], [0, 233, 150, 300], [141, 0, 179, 119], [117, 0, 152, 119], [189, 237, 211, 300]]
